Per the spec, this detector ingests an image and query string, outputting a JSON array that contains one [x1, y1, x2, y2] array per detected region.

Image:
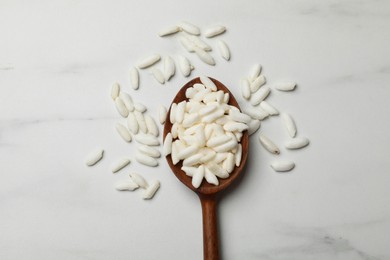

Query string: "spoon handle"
[[200, 195, 219, 260]]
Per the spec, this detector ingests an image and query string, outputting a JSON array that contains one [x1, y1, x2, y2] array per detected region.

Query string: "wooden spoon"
[[163, 77, 249, 260]]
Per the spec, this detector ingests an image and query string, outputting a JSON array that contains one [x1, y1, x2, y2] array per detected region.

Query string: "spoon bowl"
[[163, 77, 249, 260]]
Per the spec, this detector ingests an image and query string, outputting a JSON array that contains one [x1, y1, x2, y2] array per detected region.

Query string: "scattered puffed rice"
[[85, 148, 104, 166]]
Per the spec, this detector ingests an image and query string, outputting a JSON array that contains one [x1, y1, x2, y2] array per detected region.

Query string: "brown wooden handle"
[[200, 195, 219, 260]]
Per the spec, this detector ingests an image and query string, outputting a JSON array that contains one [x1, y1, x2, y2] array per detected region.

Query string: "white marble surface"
[[1, 0, 390, 259]]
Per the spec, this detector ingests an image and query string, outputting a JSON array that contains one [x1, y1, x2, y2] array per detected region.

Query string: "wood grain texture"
[[200, 194, 219, 260], [163, 77, 249, 260]]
